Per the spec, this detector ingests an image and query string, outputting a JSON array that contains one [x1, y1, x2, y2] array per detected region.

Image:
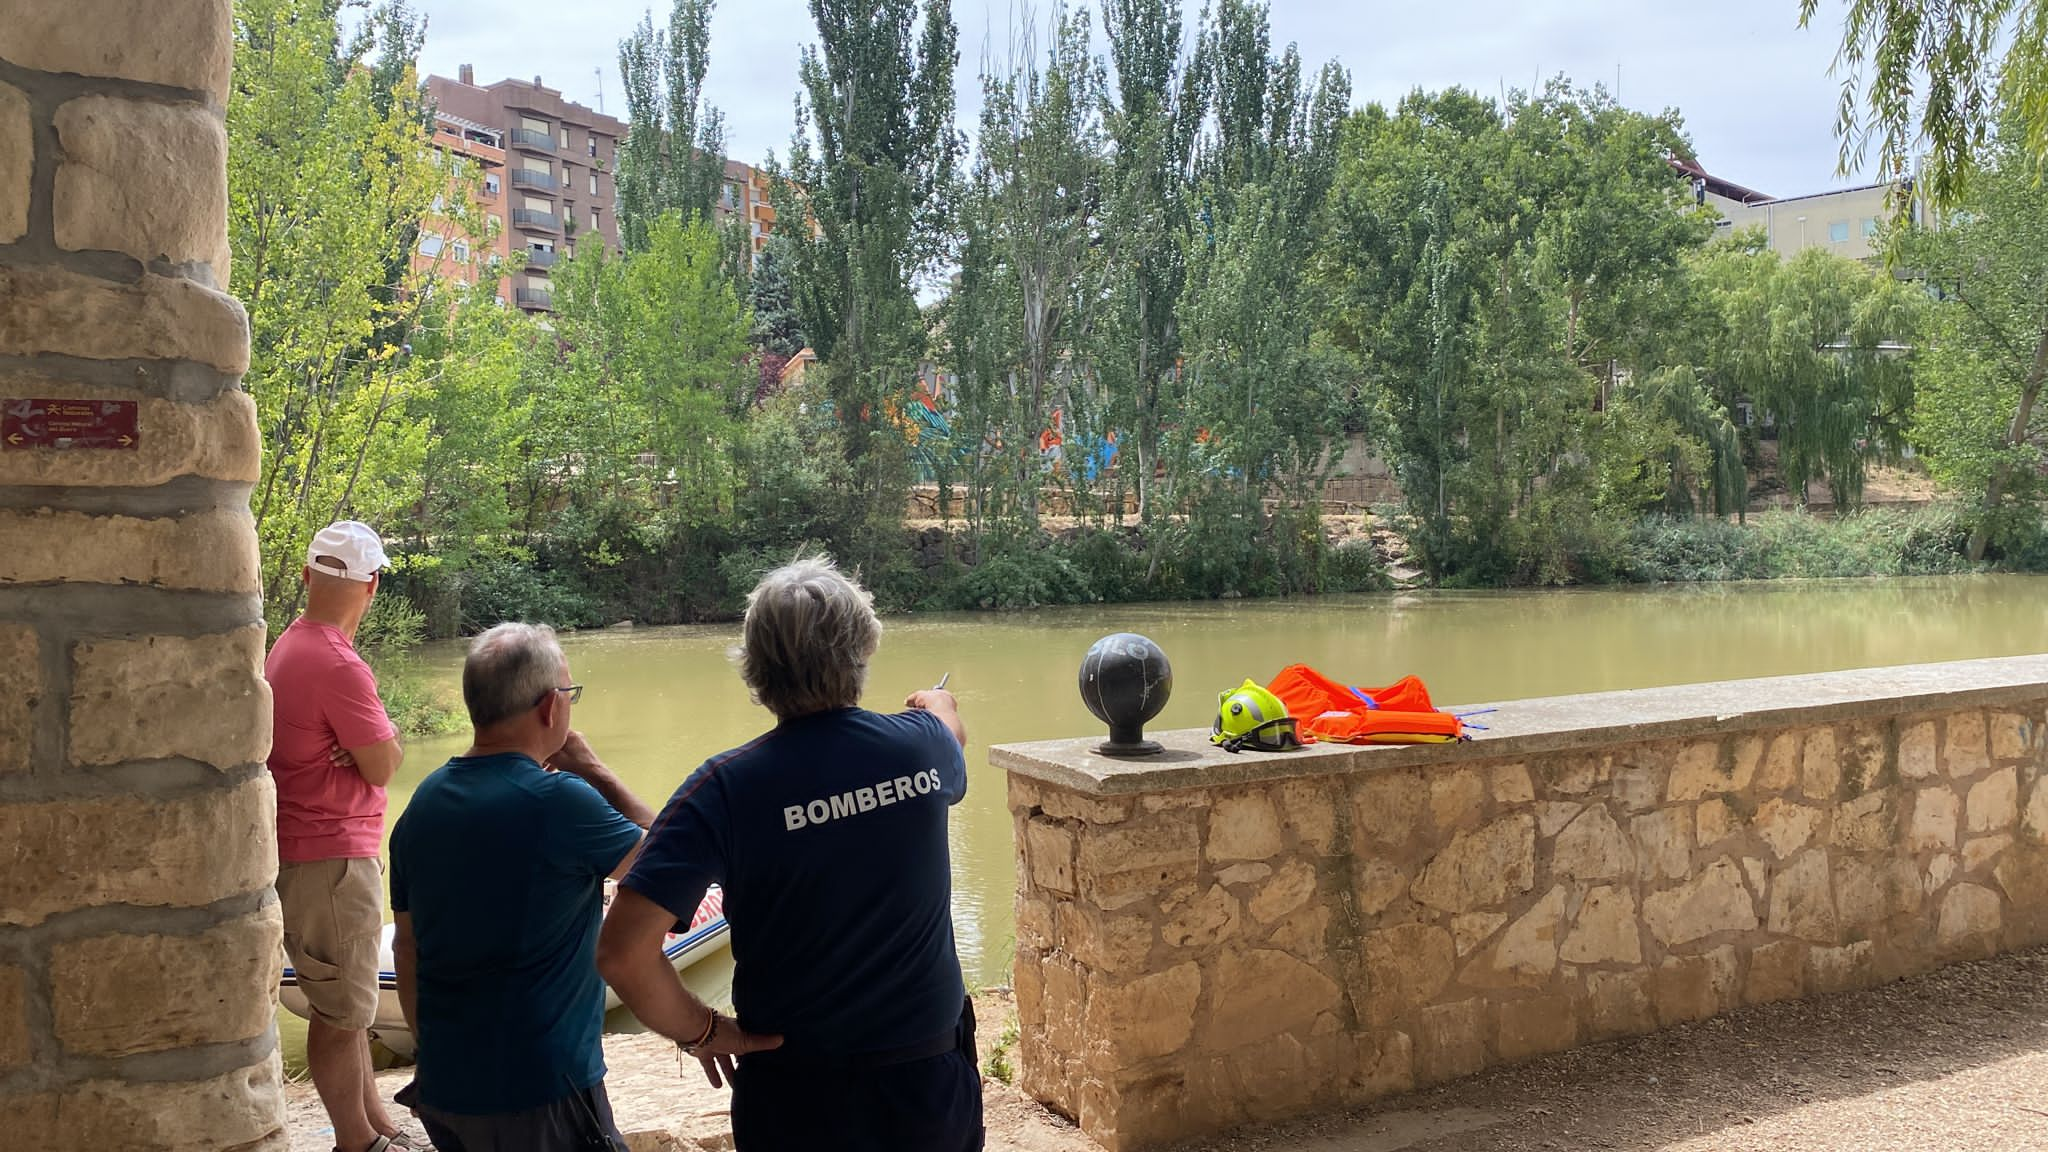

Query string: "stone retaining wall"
[[996, 659, 2048, 1149], [0, 4, 285, 1148]]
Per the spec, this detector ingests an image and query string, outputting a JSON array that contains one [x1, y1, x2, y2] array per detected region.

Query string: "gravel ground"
[[287, 946, 2048, 1151]]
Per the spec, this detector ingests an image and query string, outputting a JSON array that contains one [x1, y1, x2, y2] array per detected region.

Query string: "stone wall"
[[998, 659, 2048, 1149], [0, 4, 285, 1148]]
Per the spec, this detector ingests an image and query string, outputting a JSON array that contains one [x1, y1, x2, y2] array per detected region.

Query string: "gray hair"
[[740, 557, 880, 717], [464, 622, 568, 729]]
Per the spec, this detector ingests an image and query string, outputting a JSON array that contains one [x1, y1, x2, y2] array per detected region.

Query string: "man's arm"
[[596, 887, 780, 1087], [335, 738, 403, 788], [904, 688, 966, 747], [547, 731, 653, 879], [393, 912, 419, 1039]]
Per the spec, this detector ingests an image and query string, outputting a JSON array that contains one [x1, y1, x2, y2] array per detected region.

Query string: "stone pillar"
[[0, 3, 286, 1148]]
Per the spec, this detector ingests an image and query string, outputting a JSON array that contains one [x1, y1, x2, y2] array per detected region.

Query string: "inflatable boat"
[[279, 884, 729, 1058]]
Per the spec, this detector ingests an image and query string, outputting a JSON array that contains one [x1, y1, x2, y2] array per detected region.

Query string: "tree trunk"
[[1967, 313, 2048, 562]]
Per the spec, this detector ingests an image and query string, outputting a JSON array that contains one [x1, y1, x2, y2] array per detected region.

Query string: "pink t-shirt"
[[265, 618, 398, 863]]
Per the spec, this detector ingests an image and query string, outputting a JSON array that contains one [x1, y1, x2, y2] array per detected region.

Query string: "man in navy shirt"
[[391, 623, 654, 1151], [599, 557, 981, 1152]]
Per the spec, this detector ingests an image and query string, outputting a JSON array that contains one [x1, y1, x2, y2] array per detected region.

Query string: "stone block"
[[1696, 797, 1738, 846], [1743, 856, 1768, 896], [1350, 1029, 1415, 1098], [1631, 808, 1692, 883], [1643, 859, 1757, 947], [1207, 792, 1283, 862], [1552, 804, 1633, 881], [1084, 962, 1201, 1065], [1429, 767, 1487, 831], [0, 82, 25, 243], [1015, 894, 1054, 951], [0, 0, 235, 99], [1351, 858, 1406, 918], [1745, 940, 1808, 1005], [0, 265, 249, 374], [1539, 754, 1600, 795], [1079, 811, 1200, 909], [1208, 948, 1341, 1045], [1767, 849, 1838, 943], [1755, 732, 1802, 791], [1412, 814, 1534, 912], [1927, 852, 1956, 893], [1536, 801, 1582, 837], [1808, 940, 1876, 993], [1652, 954, 1720, 1026], [1967, 767, 2019, 834], [1831, 789, 1896, 853], [1036, 786, 1132, 825], [1415, 999, 1487, 1085], [1264, 903, 1332, 962], [1247, 858, 1318, 924], [2025, 781, 2048, 846], [1586, 970, 1655, 1039], [1360, 923, 1453, 1025], [1471, 884, 1565, 988], [1993, 712, 2035, 762], [0, 1060, 284, 1150], [0, 964, 27, 1070], [1948, 712, 1991, 777], [1839, 722, 1889, 795], [1613, 764, 1664, 811], [1056, 902, 1153, 973], [1833, 856, 1921, 928], [1350, 769, 1426, 850], [1497, 994, 1578, 1062], [0, 381, 260, 488], [1452, 911, 1507, 957], [1160, 883, 1241, 950], [1, 507, 260, 594], [69, 626, 269, 769], [1668, 739, 1752, 800], [50, 903, 281, 1056], [1899, 721, 1939, 780], [0, 774, 275, 926], [1273, 777, 1339, 854], [1963, 834, 2012, 875], [1908, 787, 1959, 853], [1937, 883, 2002, 948], [1022, 819, 1076, 895], [1995, 852, 2048, 911], [55, 96, 228, 272], [1490, 762, 1535, 804], [0, 624, 36, 775], [1802, 728, 1841, 800], [1754, 797, 1820, 859], [1216, 862, 1271, 886], [1561, 884, 1640, 965]]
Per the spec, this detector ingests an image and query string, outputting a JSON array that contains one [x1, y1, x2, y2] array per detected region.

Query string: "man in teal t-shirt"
[[390, 623, 653, 1152]]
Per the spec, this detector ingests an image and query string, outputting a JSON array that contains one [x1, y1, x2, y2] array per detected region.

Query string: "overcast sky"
[[408, 0, 1867, 199]]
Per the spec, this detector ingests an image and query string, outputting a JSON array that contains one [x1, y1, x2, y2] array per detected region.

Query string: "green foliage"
[[1625, 507, 1974, 581], [617, 0, 729, 250]]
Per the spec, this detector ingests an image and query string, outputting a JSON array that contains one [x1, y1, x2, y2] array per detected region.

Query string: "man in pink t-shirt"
[[267, 521, 409, 1152]]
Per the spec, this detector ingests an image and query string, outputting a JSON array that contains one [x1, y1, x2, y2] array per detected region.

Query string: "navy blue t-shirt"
[[390, 753, 643, 1114], [623, 707, 968, 1054]]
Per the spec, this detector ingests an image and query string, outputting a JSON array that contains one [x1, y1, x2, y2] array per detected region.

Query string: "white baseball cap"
[[307, 521, 389, 582]]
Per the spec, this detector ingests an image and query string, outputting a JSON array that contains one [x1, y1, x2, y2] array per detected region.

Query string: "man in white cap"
[[266, 521, 412, 1152]]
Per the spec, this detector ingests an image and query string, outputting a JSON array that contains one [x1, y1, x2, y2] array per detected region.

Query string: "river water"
[[381, 574, 2048, 988]]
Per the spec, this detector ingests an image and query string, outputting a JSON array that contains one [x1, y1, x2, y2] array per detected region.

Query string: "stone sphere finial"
[[1079, 633, 1173, 758]]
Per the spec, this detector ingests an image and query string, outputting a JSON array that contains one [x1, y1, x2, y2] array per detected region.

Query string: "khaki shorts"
[[278, 857, 384, 1030]]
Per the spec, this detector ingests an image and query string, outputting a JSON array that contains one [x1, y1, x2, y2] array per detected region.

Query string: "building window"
[[419, 234, 445, 257], [561, 128, 571, 148], [1862, 217, 1880, 238], [591, 173, 599, 195], [590, 207, 600, 231], [453, 240, 470, 263], [484, 174, 500, 195], [1828, 220, 1851, 243], [588, 137, 598, 158], [431, 195, 446, 214]]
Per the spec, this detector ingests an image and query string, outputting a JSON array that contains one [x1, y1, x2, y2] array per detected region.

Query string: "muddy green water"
[[281, 576, 2048, 1072]]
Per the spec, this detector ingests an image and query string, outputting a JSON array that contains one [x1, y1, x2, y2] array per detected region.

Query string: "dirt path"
[[287, 947, 2048, 1151]]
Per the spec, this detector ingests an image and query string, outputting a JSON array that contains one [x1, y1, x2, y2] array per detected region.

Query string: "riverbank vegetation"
[[226, 0, 2048, 653]]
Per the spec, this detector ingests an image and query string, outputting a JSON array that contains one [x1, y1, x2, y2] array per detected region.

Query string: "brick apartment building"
[[426, 66, 626, 312], [413, 111, 514, 306], [717, 158, 779, 257]]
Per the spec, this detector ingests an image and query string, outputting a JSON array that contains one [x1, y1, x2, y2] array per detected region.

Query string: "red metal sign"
[[2, 399, 140, 451]]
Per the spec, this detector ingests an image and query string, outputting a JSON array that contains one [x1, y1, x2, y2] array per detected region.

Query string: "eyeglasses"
[[534, 684, 584, 707]]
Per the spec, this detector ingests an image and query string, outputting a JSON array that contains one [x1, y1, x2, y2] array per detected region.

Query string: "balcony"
[[515, 287, 554, 311], [525, 248, 557, 269], [509, 128, 554, 153], [511, 208, 560, 233], [510, 168, 557, 191]]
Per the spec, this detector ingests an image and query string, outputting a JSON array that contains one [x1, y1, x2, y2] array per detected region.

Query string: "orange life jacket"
[[1267, 664, 1465, 745]]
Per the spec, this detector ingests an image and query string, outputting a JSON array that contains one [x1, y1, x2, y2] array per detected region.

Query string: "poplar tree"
[[617, 0, 728, 251]]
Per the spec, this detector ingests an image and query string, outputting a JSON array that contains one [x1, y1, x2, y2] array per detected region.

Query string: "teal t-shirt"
[[390, 752, 642, 1114]]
